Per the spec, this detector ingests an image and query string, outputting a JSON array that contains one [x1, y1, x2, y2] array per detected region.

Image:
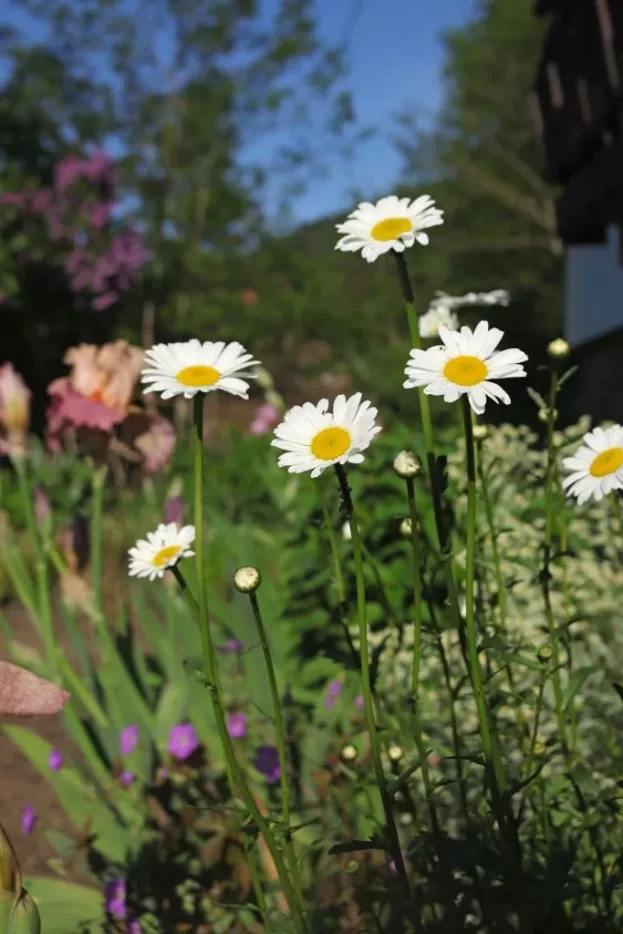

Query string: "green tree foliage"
[[0, 0, 361, 399], [395, 0, 563, 342]]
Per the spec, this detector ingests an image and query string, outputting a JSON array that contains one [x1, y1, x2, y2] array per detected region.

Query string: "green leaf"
[[562, 666, 596, 712], [3, 725, 130, 861], [22, 878, 102, 934]]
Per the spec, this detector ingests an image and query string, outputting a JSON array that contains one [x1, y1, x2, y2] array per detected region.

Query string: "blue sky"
[[275, 0, 474, 223], [2, 0, 474, 224]]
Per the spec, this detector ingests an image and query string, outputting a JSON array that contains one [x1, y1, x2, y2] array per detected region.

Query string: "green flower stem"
[[476, 437, 528, 743], [248, 589, 305, 910], [393, 251, 463, 642], [13, 456, 56, 673], [426, 597, 470, 822], [460, 397, 502, 789], [404, 477, 423, 711], [520, 668, 546, 815], [90, 466, 108, 622], [404, 477, 451, 879], [333, 464, 414, 909], [542, 371, 568, 750], [317, 485, 359, 668], [245, 837, 273, 933], [191, 396, 306, 933]]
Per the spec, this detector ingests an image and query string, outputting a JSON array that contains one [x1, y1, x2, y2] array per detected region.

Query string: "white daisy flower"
[[271, 392, 381, 478], [403, 320, 527, 415], [128, 523, 195, 581], [419, 304, 459, 339], [334, 194, 443, 264], [562, 425, 623, 505], [141, 339, 259, 400]]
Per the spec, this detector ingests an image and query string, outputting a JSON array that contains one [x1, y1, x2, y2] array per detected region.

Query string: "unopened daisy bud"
[[388, 744, 404, 764], [233, 567, 261, 593], [399, 518, 412, 537], [547, 338, 570, 360], [255, 366, 274, 391], [346, 859, 358, 874], [340, 744, 358, 764], [472, 424, 488, 441], [0, 893, 14, 930], [538, 407, 556, 423], [9, 891, 41, 933], [533, 741, 546, 756], [400, 811, 413, 826], [393, 450, 422, 479], [537, 645, 552, 664]]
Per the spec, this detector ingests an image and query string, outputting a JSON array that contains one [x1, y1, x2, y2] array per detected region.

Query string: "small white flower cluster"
[[419, 289, 510, 339]]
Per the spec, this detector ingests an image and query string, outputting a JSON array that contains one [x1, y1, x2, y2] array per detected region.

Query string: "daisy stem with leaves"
[[475, 433, 528, 744], [392, 251, 463, 654], [398, 456, 445, 848], [317, 486, 359, 668], [244, 580, 306, 910], [542, 370, 568, 751], [460, 398, 502, 789], [191, 396, 307, 932], [333, 463, 413, 905]]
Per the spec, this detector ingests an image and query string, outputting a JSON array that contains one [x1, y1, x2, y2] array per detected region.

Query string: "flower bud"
[[255, 367, 274, 391], [538, 407, 556, 423], [340, 744, 358, 764], [345, 859, 358, 874], [537, 645, 552, 664], [393, 451, 422, 479], [233, 567, 261, 593], [9, 891, 42, 933], [388, 744, 404, 764], [399, 518, 412, 537], [547, 338, 570, 360], [342, 521, 352, 542], [472, 424, 488, 441], [533, 741, 546, 756]]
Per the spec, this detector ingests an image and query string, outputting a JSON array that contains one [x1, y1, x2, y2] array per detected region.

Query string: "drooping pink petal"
[[0, 662, 70, 717]]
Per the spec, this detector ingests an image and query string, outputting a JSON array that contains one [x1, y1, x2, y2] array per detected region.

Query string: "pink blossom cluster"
[[0, 151, 148, 310]]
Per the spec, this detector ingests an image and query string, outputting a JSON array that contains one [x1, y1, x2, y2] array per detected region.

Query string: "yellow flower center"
[[153, 544, 181, 568], [310, 426, 352, 461], [589, 447, 623, 478], [370, 217, 412, 242], [443, 355, 488, 387], [176, 365, 220, 387]]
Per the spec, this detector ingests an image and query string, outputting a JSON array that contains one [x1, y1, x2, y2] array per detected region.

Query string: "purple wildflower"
[[218, 638, 244, 655], [119, 724, 139, 756], [227, 712, 248, 739], [355, 695, 364, 710], [254, 745, 281, 784], [128, 921, 142, 934], [120, 770, 135, 787], [21, 804, 36, 835], [105, 878, 127, 919], [168, 723, 199, 761], [48, 748, 63, 772], [325, 679, 342, 709]]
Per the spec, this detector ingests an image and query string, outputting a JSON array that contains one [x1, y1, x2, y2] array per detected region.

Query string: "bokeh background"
[[1, 0, 564, 434]]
